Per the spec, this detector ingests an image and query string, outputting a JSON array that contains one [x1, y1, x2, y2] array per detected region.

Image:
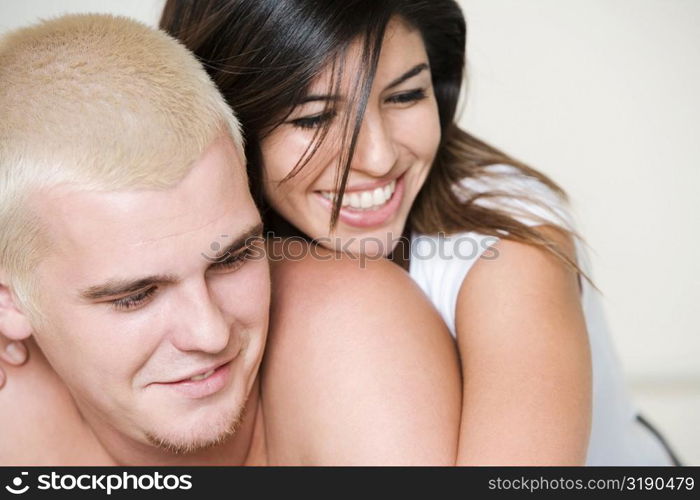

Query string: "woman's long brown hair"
[[160, 0, 583, 275]]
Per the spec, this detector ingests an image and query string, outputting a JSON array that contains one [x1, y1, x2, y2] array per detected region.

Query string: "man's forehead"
[[33, 137, 258, 280], [38, 191, 253, 264], [38, 189, 238, 254], [39, 138, 247, 234], [36, 190, 261, 298]]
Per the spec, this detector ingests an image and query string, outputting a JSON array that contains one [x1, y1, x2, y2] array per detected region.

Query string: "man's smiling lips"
[[149, 359, 234, 399], [314, 173, 406, 228]]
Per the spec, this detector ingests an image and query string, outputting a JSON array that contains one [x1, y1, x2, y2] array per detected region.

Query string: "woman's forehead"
[[304, 18, 428, 96]]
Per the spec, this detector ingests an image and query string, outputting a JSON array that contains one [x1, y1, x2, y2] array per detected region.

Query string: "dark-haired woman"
[[155, 0, 682, 465], [0, 0, 680, 465]]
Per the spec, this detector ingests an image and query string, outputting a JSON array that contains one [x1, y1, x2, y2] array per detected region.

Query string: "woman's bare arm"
[[455, 227, 592, 465], [262, 243, 462, 465]]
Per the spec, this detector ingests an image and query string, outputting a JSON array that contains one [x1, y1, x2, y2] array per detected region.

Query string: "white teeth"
[[372, 187, 386, 206], [321, 191, 348, 206], [320, 178, 397, 211], [349, 192, 361, 208], [189, 369, 215, 382], [360, 191, 373, 208], [383, 184, 392, 200]]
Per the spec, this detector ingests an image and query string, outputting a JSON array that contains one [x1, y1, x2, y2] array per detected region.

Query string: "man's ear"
[[0, 278, 33, 341]]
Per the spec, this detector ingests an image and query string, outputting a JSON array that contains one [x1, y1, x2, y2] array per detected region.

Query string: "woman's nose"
[[349, 110, 398, 178]]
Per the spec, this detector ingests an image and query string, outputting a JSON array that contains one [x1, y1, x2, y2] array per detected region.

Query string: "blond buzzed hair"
[[0, 14, 244, 321]]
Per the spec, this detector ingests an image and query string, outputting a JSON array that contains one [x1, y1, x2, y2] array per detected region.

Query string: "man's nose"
[[349, 110, 398, 178], [171, 280, 230, 354]]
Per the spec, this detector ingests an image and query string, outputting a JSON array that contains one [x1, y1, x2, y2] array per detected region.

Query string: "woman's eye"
[[111, 287, 157, 312], [386, 88, 427, 105], [289, 111, 337, 130]]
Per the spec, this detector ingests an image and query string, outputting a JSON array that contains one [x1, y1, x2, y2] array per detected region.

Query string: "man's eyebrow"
[[208, 222, 264, 261], [384, 63, 430, 90], [79, 275, 179, 301], [78, 222, 264, 301]]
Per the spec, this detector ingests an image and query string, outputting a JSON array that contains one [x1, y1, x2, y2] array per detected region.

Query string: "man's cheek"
[[217, 268, 270, 319]]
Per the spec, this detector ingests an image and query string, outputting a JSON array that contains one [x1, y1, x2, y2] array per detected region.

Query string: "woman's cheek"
[[414, 103, 442, 157], [260, 132, 296, 184]]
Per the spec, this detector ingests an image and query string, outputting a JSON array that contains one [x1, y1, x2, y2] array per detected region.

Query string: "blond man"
[[0, 14, 459, 465]]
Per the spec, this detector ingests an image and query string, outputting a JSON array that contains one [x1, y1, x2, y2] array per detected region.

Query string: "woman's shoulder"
[[262, 239, 461, 464], [267, 238, 452, 352], [409, 164, 586, 334], [268, 238, 419, 297]]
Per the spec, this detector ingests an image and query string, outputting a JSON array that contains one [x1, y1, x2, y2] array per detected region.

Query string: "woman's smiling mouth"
[[314, 173, 405, 228], [319, 178, 396, 210]]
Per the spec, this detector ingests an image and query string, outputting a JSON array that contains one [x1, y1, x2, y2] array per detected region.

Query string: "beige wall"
[[0, 0, 163, 32], [457, 0, 700, 383], [458, 0, 700, 464]]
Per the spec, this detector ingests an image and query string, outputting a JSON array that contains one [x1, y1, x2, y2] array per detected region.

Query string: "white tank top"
[[408, 165, 675, 465]]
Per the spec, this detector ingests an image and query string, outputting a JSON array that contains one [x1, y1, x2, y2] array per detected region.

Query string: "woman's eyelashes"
[[109, 246, 257, 312], [288, 88, 428, 130], [386, 88, 427, 105], [289, 110, 337, 130]]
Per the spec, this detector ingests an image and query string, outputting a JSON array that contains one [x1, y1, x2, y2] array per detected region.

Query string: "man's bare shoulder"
[[0, 339, 111, 465]]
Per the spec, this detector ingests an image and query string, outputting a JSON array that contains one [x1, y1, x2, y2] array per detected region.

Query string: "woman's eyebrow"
[[298, 62, 429, 103], [384, 62, 429, 90], [299, 94, 342, 104]]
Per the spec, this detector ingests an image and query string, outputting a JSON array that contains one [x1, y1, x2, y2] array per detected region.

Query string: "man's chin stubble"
[[144, 401, 248, 455]]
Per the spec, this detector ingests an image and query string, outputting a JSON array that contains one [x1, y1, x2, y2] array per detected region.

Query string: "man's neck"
[[77, 380, 265, 466]]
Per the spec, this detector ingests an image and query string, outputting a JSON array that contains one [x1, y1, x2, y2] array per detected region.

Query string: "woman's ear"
[[0, 280, 34, 341]]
